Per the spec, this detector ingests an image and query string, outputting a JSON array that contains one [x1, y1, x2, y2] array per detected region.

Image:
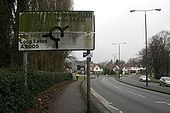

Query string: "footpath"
[[47, 80, 86, 113], [117, 76, 170, 95]]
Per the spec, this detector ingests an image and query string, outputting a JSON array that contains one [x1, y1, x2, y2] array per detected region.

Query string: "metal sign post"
[[86, 50, 91, 113], [23, 51, 28, 86]]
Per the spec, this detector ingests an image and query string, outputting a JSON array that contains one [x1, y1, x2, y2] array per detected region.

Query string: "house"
[[112, 65, 120, 75], [113, 65, 120, 71], [92, 64, 103, 75], [122, 66, 146, 75]]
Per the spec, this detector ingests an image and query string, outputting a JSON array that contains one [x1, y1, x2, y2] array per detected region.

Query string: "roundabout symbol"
[[43, 25, 69, 48]]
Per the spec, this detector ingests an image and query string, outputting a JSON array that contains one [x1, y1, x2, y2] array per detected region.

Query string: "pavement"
[[47, 80, 86, 113], [117, 76, 170, 95]]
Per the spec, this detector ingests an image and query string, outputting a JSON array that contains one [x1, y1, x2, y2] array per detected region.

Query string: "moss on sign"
[[19, 11, 94, 32]]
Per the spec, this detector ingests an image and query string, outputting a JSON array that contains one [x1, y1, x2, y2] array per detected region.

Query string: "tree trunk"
[[0, 1, 11, 67]]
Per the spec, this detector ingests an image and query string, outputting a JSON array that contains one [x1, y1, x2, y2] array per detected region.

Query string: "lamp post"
[[112, 42, 126, 79], [130, 9, 161, 87], [113, 54, 117, 63]]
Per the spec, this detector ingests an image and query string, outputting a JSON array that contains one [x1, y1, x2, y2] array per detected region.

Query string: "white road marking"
[[103, 78, 111, 86], [119, 111, 124, 113], [91, 88, 123, 113], [113, 86, 122, 90], [126, 91, 145, 98], [103, 78, 122, 90], [156, 101, 170, 106], [91, 88, 111, 104], [108, 104, 119, 111]]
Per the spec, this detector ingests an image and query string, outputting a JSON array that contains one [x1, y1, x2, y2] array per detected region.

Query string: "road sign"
[[18, 11, 95, 51], [77, 65, 85, 70], [19, 32, 94, 51], [83, 52, 89, 57], [83, 51, 93, 58]]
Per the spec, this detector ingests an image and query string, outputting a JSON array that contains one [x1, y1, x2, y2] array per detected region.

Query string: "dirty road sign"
[[19, 11, 95, 51]]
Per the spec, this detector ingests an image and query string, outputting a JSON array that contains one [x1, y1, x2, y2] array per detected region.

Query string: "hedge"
[[0, 67, 72, 113]]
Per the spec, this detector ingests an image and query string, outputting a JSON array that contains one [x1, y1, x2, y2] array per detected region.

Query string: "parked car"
[[159, 76, 170, 87], [139, 75, 151, 82]]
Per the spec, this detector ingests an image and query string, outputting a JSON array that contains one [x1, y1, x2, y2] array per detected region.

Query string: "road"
[[91, 76, 170, 113]]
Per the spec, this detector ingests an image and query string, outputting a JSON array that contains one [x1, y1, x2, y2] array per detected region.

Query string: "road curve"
[[91, 76, 170, 113]]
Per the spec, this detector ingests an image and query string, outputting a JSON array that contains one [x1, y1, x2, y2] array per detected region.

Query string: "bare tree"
[[138, 30, 170, 79]]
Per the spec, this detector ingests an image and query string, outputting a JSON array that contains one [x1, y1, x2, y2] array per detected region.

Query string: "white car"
[[139, 75, 151, 82], [159, 77, 170, 87]]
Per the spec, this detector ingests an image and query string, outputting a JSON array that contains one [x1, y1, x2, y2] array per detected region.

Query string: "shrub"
[[0, 67, 72, 113]]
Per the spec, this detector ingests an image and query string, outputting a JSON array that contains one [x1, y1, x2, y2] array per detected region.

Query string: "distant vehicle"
[[159, 76, 170, 87], [139, 75, 151, 82]]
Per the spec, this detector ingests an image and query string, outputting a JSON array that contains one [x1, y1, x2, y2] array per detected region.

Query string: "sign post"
[[83, 50, 92, 112], [23, 52, 28, 86], [86, 50, 91, 113]]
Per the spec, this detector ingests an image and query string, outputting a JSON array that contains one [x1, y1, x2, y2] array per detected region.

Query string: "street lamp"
[[112, 42, 126, 79], [130, 9, 161, 87]]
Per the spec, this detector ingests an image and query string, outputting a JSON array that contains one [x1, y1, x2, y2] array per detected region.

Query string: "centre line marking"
[[127, 91, 145, 98], [103, 78, 122, 90], [156, 101, 170, 106], [114, 86, 122, 90], [103, 78, 111, 86]]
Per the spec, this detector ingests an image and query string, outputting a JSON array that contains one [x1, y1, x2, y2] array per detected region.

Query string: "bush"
[[0, 67, 72, 113]]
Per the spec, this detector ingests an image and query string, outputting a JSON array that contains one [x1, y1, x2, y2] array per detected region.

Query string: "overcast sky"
[[72, 0, 170, 63]]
